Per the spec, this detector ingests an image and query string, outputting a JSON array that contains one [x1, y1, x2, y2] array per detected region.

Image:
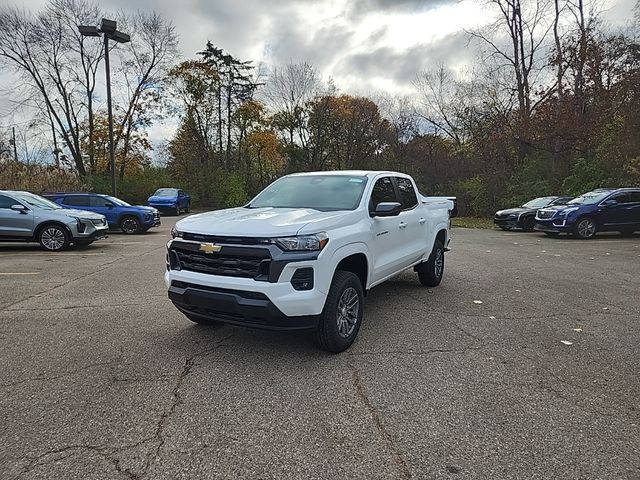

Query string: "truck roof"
[[287, 170, 407, 178]]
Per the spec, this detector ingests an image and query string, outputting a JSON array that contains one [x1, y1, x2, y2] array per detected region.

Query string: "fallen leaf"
[[473, 300, 483, 304], [489, 316, 496, 319], [573, 328, 583, 332], [561, 340, 573, 345]]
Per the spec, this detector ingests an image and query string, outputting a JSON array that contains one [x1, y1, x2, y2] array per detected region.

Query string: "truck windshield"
[[249, 175, 368, 211]]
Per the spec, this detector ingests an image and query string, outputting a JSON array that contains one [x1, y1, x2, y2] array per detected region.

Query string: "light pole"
[[79, 19, 130, 197]]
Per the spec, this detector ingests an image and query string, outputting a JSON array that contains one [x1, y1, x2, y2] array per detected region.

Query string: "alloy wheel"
[[336, 287, 359, 338], [41, 227, 65, 250], [577, 219, 596, 238], [121, 218, 138, 234], [434, 248, 444, 279]]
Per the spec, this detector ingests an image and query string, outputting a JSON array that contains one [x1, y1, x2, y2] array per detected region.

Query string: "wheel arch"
[[329, 243, 371, 291], [34, 220, 73, 240]]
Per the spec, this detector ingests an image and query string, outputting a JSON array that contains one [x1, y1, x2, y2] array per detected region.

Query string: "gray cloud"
[[336, 31, 472, 88]]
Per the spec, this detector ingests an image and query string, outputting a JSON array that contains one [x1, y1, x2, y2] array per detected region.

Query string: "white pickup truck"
[[165, 171, 455, 352]]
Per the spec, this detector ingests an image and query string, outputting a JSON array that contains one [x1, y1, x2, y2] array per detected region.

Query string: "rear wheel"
[[120, 216, 141, 235], [316, 271, 364, 353], [174, 206, 181, 216], [574, 216, 597, 239], [417, 239, 445, 287], [39, 225, 70, 251], [185, 202, 191, 214]]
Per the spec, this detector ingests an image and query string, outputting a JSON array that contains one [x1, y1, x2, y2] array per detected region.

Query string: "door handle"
[[399, 222, 407, 229], [419, 218, 426, 225]]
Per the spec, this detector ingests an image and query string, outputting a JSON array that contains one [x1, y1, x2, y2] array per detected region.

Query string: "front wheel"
[[522, 217, 536, 232], [120, 216, 141, 235], [174, 206, 181, 216], [417, 239, 445, 287], [316, 271, 364, 353], [39, 225, 70, 251], [574, 216, 597, 239]]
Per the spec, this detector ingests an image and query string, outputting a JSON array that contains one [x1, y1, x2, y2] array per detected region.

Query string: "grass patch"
[[453, 217, 494, 229]]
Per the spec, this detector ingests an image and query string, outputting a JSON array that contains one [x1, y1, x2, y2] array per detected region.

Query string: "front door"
[[368, 176, 404, 284], [598, 192, 635, 229], [0, 194, 34, 237]]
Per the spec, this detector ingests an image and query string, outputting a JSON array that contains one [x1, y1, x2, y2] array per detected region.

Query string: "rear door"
[[0, 194, 34, 237], [368, 176, 404, 284], [394, 176, 428, 267], [627, 191, 640, 230], [598, 192, 634, 228]]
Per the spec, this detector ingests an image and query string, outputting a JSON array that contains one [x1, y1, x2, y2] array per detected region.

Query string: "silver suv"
[[0, 190, 109, 251]]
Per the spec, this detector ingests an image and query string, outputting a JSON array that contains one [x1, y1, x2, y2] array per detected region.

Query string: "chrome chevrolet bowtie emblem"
[[199, 243, 221, 254]]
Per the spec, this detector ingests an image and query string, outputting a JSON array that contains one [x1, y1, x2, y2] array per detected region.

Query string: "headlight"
[[171, 227, 183, 238], [275, 232, 329, 251], [561, 207, 579, 216]]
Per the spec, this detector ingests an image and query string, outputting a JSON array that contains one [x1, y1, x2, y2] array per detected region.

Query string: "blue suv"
[[44, 193, 161, 234], [535, 188, 640, 239], [147, 188, 191, 215]]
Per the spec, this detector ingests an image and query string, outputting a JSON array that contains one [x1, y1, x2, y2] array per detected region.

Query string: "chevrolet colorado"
[[165, 171, 455, 352]]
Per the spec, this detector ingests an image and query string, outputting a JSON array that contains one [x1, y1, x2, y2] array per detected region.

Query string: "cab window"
[[370, 177, 397, 210], [64, 195, 89, 207], [90, 196, 113, 207], [395, 177, 418, 209]]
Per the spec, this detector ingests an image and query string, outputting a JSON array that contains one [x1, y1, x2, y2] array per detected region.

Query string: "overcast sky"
[[2, 0, 637, 156]]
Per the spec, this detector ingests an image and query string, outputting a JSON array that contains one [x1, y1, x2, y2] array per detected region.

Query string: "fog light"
[[291, 268, 314, 291]]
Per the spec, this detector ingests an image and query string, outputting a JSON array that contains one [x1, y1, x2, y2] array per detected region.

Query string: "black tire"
[[120, 215, 141, 235], [499, 226, 512, 231], [185, 202, 190, 214], [574, 216, 597, 239], [417, 239, 445, 287], [544, 232, 560, 237], [38, 224, 70, 251], [175, 206, 181, 216], [316, 271, 364, 353], [522, 216, 536, 232]]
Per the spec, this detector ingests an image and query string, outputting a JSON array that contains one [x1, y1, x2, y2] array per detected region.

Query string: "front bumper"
[[168, 280, 319, 330], [534, 218, 572, 233], [494, 217, 519, 228], [143, 212, 161, 227], [71, 221, 109, 240]]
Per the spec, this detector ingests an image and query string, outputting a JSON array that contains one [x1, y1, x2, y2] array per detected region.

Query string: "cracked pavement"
[[1, 221, 639, 479]]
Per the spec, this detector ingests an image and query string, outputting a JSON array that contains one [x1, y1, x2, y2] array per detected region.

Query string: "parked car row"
[[0, 186, 191, 251], [495, 188, 640, 239]]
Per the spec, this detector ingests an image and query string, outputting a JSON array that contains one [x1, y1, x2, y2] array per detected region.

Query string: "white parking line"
[[0, 272, 41, 275]]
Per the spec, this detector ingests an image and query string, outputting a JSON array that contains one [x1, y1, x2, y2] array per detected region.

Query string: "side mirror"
[[371, 202, 402, 217], [11, 204, 28, 214]]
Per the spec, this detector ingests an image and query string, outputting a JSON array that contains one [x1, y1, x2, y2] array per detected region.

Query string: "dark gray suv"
[[0, 190, 109, 251]]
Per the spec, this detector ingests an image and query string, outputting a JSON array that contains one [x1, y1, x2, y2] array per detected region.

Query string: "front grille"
[[181, 233, 270, 245], [537, 210, 555, 219], [171, 247, 270, 278]]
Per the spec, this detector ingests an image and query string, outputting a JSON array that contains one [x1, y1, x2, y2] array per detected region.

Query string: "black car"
[[494, 196, 573, 231]]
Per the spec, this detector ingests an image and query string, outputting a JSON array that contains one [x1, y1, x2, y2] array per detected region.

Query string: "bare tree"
[[263, 62, 322, 147], [467, 0, 554, 131], [114, 11, 179, 179]]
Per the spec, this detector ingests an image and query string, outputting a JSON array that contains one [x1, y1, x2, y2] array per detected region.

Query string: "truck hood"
[[176, 207, 354, 237]]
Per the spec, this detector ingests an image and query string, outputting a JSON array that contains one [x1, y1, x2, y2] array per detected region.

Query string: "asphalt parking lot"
[[1, 220, 639, 480]]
